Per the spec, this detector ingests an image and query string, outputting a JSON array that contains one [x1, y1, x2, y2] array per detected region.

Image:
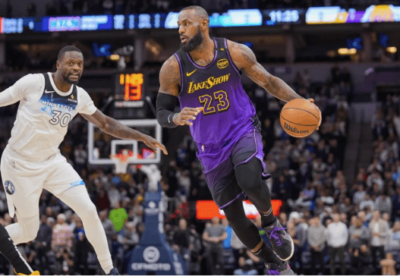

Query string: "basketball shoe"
[[266, 261, 295, 275], [264, 220, 294, 261]]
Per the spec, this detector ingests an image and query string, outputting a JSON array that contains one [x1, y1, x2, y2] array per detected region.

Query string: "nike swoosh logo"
[[45, 89, 55, 94], [186, 69, 197, 77]]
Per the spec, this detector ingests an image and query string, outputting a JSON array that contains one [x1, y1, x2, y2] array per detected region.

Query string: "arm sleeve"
[[0, 74, 39, 107], [77, 88, 97, 115], [156, 92, 179, 128]]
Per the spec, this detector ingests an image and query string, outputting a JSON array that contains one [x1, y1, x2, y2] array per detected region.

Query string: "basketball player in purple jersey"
[[156, 6, 321, 275]]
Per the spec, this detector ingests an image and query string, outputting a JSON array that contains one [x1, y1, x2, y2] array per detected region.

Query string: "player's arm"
[[81, 110, 167, 155], [227, 40, 302, 102], [156, 55, 202, 127], [0, 74, 38, 107], [0, 87, 20, 107]]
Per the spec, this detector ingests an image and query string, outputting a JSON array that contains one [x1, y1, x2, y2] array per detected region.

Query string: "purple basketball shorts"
[[197, 129, 270, 209]]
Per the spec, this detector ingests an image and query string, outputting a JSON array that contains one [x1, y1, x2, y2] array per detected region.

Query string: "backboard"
[[88, 119, 162, 169]]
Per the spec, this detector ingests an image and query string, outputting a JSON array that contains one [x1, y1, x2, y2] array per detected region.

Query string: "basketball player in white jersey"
[[0, 46, 167, 275]]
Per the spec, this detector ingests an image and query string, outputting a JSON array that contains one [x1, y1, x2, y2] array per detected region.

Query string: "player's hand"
[[173, 107, 203, 126], [141, 135, 168, 155], [308, 98, 322, 130]]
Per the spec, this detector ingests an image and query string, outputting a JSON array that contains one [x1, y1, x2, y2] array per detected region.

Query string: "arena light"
[[338, 48, 357, 55], [109, 54, 120, 61], [387, 46, 397, 53]]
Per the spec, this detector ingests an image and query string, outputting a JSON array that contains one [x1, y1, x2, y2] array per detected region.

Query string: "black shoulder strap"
[[42, 73, 54, 92]]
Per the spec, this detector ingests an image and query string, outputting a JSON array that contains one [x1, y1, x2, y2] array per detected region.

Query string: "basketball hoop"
[[110, 149, 135, 174]]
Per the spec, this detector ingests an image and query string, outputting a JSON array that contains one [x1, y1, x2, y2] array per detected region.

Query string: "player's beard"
[[63, 73, 81, 85], [181, 27, 203, 52]]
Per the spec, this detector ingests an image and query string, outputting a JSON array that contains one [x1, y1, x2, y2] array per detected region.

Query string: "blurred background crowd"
[[0, 63, 398, 275]]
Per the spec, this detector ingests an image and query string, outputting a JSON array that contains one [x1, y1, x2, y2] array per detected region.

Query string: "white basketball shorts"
[[0, 146, 83, 218]]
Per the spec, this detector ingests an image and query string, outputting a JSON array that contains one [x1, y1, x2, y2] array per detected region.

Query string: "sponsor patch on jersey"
[[217, 58, 229, 69], [68, 93, 78, 103], [4, 180, 15, 195], [70, 179, 85, 187]]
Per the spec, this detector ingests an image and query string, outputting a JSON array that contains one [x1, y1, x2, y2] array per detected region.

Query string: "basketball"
[[280, 99, 321, 138]]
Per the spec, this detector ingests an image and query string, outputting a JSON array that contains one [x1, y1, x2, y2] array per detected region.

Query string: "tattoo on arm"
[[81, 110, 144, 141], [232, 42, 302, 102], [101, 116, 144, 141], [159, 55, 181, 96]]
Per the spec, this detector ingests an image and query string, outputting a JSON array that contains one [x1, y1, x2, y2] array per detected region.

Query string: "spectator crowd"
[[0, 62, 399, 275]]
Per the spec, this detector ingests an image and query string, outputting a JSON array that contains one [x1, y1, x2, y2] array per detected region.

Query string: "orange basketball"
[[280, 99, 321, 138]]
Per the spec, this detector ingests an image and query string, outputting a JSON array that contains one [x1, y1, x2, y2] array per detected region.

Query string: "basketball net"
[[110, 149, 135, 174]]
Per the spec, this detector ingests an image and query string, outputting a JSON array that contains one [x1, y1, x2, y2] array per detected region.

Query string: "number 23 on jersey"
[[199, 90, 230, 115]]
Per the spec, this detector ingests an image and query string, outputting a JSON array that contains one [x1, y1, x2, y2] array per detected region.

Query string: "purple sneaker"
[[266, 261, 295, 275], [264, 220, 294, 261]]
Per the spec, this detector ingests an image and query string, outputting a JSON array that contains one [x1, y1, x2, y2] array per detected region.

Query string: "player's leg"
[[0, 223, 38, 275], [223, 198, 292, 274], [232, 130, 294, 261], [1, 152, 42, 245], [50, 185, 116, 275], [44, 157, 117, 275]]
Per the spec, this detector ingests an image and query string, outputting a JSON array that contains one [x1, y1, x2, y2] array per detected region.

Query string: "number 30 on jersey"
[[49, 110, 72, 127]]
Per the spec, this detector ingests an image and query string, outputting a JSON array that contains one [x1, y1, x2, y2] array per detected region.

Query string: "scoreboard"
[[113, 72, 148, 119]]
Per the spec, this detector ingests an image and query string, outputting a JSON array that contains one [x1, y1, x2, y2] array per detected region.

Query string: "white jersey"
[[6, 72, 97, 162]]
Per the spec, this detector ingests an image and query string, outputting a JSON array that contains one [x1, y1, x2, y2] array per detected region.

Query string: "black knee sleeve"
[[235, 157, 276, 226], [235, 157, 265, 195]]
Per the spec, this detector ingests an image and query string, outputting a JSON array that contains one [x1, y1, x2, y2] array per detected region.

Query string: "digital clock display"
[[263, 9, 305, 25]]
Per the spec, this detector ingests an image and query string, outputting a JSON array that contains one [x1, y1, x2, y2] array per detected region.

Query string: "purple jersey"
[[174, 38, 256, 150]]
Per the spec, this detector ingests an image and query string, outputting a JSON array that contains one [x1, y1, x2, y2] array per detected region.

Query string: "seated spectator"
[[221, 218, 232, 249], [350, 244, 373, 275], [173, 218, 190, 256], [382, 213, 391, 227], [326, 214, 348, 275], [353, 184, 366, 206], [349, 217, 369, 250], [360, 194, 375, 212], [109, 201, 128, 232], [51, 214, 73, 253], [385, 221, 400, 253], [307, 217, 326, 275], [367, 171, 384, 190], [73, 218, 90, 275], [369, 211, 389, 273], [118, 222, 139, 251], [375, 192, 392, 216], [100, 210, 116, 245], [380, 253, 396, 275], [202, 217, 227, 275]]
